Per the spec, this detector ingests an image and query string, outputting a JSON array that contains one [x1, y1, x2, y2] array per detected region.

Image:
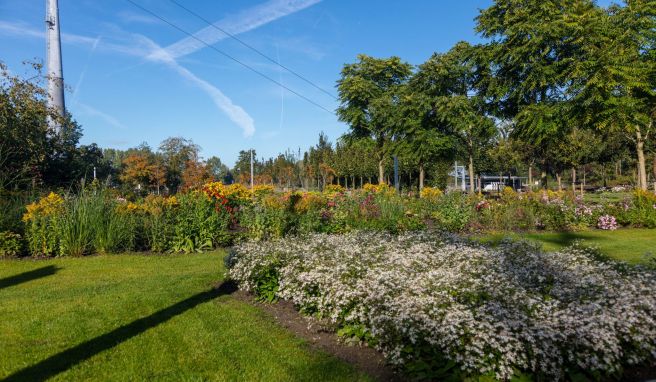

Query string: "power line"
[[124, 0, 335, 115], [167, 0, 338, 101]]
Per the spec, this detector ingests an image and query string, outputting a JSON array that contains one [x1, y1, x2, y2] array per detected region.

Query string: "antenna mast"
[[46, 0, 66, 133]]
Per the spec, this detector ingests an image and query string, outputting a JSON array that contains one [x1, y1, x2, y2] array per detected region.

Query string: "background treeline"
[[2, 0, 655, 199]]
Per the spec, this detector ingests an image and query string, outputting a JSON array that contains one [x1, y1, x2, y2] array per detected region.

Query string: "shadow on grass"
[[530, 232, 608, 249], [2, 280, 238, 382], [0, 266, 59, 290]]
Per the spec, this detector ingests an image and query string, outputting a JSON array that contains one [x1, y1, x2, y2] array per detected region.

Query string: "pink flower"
[[597, 215, 618, 230]]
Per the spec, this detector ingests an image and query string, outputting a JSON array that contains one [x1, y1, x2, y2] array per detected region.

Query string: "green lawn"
[[476, 228, 656, 264], [0, 252, 370, 382], [582, 191, 632, 204]]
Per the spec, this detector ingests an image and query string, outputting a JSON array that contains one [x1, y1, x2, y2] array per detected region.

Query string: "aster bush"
[[229, 231, 656, 380]]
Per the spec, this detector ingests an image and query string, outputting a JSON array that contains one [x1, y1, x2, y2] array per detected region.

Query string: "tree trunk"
[[468, 154, 475, 194], [528, 165, 533, 191], [571, 167, 576, 193], [583, 166, 586, 188], [556, 173, 562, 191], [378, 159, 385, 184], [636, 128, 647, 190], [477, 175, 482, 196], [541, 170, 548, 189], [419, 163, 425, 191], [345, 176, 349, 189], [652, 153, 656, 184]]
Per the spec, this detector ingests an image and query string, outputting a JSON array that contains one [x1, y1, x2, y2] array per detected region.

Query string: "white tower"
[[46, 0, 65, 133]]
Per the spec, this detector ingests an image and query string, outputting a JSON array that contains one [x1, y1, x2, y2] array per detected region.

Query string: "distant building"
[[448, 163, 526, 192]]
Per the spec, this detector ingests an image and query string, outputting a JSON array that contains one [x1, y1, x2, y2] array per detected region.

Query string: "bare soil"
[[233, 290, 405, 382]]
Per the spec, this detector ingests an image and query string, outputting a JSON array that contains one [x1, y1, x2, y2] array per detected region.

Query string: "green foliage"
[[95, 208, 138, 254], [401, 343, 462, 381], [0, 192, 32, 234], [629, 190, 656, 228], [430, 192, 473, 232], [143, 209, 174, 253], [0, 62, 85, 190], [55, 193, 103, 257], [240, 204, 289, 240], [254, 266, 280, 303], [337, 323, 376, 345], [25, 214, 60, 257], [0, 231, 23, 257], [170, 192, 230, 253]]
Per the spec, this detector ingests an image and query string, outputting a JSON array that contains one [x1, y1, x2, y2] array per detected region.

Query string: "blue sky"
[[0, 0, 611, 165]]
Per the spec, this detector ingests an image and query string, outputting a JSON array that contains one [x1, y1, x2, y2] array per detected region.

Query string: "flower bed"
[[6, 184, 656, 257], [229, 232, 656, 380]]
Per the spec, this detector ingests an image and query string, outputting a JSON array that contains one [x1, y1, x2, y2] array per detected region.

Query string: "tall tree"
[[158, 137, 200, 193], [337, 55, 413, 184], [120, 151, 161, 193], [402, 73, 457, 190], [181, 159, 212, 192], [233, 149, 256, 185], [569, 0, 655, 189], [206, 156, 229, 183], [0, 61, 82, 189], [476, 0, 597, 188], [412, 42, 495, 193]]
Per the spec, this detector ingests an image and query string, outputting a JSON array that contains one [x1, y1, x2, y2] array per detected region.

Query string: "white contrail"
[[161, 0, 321, 59], [0, 20, 97, 45], [75, 102, 127, 130], [73, 36, 101, 99], [139, 35, 255, 137]]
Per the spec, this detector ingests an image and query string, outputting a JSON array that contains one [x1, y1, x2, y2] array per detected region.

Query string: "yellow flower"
[[363, 183, 395, 195], [263, 194, 285, 209], [225, 183, 251, 202], [295, 192, 326, 213], [252, 184, 275, 198], [634, 189, 656, 204], [323, 184, 345, 195], [165, 195, 179, 207], [420, 187, 443, 200], [22, 192, 64, 222], [203, 181, 252, 203], [126, 202, 140, 211]]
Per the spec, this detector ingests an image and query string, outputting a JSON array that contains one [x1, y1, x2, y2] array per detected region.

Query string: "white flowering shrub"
[[229, 232, 656, 380]]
